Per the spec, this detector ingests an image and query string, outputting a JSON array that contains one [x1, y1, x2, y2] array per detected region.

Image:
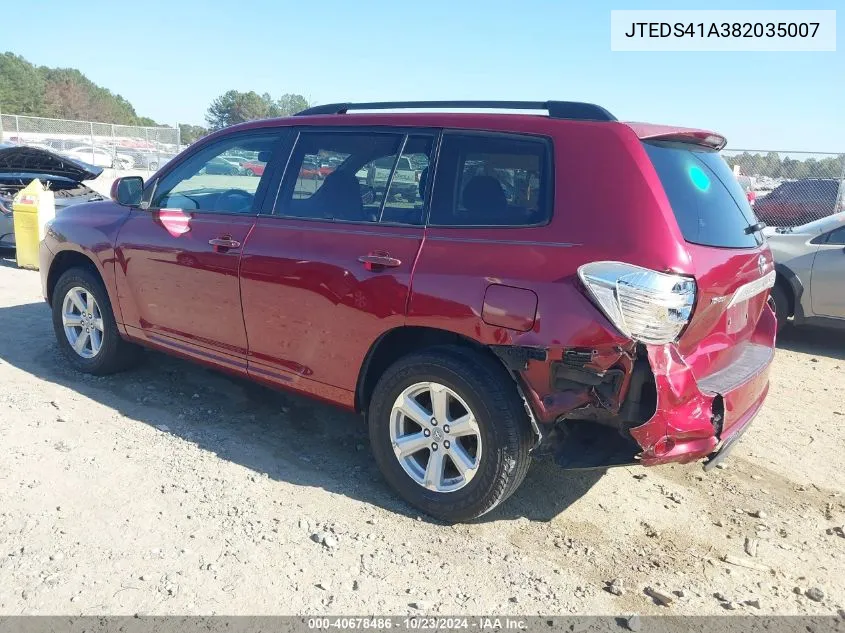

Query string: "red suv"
[[40, 101, 777, 521]]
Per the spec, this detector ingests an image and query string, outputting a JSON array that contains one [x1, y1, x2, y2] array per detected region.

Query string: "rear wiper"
[[745, 221, 766, 235]]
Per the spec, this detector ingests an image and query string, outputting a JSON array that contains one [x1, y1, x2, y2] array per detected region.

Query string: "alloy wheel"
[[61, 286, 104, 359], [389, 381, 482, 493]]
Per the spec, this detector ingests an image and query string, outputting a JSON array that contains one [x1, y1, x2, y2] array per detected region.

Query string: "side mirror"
[[110, 176, 144, 206]]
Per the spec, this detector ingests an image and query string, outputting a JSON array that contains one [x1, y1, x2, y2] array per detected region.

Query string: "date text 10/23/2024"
[[307, 617, 528, 630]]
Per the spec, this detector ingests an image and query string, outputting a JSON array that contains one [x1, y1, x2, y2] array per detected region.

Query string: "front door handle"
[[358, 253, 402, 271], [209, 237, 241, 250]]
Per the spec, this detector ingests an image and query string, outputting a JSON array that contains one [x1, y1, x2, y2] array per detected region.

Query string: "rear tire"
[[770, 283, 790, 332], [368, 346, 533, 522], [52, 266, 141, 375]]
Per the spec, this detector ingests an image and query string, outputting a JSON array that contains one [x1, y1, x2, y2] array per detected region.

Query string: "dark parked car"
[[200, 156, 243, 175], [40, 101, 776, 521], [754, 178, 843, 228], [0, 144, 104, 248]]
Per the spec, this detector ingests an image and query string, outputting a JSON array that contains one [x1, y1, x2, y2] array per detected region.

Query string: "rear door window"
[[429, 133, 551, 227], [644, 142, 761, 248], [275, 130, 434, 225]]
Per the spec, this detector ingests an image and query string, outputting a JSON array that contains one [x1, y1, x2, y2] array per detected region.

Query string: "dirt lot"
[[0, 255, 843, 617]]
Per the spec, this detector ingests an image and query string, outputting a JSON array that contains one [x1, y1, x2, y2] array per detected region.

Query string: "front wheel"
[[52, 266, 141, 374], [368, 346, 533, 522]]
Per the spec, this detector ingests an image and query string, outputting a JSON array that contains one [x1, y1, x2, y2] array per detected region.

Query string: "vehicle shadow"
[[0, 299, 602, 524], [483, 463, 606, 523], [0, 248, 17, 268], [777, 325, 845, 361]]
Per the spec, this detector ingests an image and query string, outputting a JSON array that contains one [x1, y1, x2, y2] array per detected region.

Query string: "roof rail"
[[294, 100, 616, 122]]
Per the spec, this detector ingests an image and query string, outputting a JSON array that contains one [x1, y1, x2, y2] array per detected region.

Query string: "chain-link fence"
[[723, 149, 845, 228], [0, 113, 180, 174], [1, 114, 843, 227]]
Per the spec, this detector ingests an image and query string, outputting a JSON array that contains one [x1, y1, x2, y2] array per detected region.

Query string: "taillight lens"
[[578, 261, 697, 345]]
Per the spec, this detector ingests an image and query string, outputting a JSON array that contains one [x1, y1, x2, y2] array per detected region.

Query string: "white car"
[[62, 147, 134, 169], [356, 155, 419, 201]]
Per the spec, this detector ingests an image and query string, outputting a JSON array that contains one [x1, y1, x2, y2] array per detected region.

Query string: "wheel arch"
[[774, 262, 804, 320], [355, 326, 506, 414], [46, 249, 104, 306]]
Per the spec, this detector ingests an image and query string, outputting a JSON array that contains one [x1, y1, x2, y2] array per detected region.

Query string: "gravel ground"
[[0, 255, 843, 616]]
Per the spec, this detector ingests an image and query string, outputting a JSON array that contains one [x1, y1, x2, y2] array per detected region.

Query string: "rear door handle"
[[358, 253, 402, 270], [209, 237, 241, 249]]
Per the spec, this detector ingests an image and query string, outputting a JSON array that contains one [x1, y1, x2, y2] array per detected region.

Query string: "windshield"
[[645, 142, 762, 248]]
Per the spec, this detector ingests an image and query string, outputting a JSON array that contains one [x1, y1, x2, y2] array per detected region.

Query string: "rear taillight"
[[578, 261, 697, 345]]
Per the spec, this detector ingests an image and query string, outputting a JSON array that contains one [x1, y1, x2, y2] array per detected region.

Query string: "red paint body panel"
[[40, 201, 130, 326], [113, 209, 255, 361], [676, 244, 774, 378], [238, 217, 423, 394], [40, 109, 776, 472]]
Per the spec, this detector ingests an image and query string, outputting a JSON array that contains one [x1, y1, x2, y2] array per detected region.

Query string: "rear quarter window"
[[429, 132, 551, 227], [645, 142, 761, 248]]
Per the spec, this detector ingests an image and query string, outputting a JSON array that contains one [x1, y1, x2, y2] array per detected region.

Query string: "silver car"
[[0, 144, 104, 248], [766, 211, 845, 331]]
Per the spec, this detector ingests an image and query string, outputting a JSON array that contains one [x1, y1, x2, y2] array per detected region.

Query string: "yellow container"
[[12, 178, 55, 270]]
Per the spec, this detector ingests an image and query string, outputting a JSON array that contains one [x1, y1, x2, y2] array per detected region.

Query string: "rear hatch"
[[641, 136, 774, 397]]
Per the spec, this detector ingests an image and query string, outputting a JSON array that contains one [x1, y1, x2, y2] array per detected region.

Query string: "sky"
[[3, 0, 843, 152]]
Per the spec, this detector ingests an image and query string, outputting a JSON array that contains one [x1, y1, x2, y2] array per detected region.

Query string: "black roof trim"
[[295, 100, 616, 122]]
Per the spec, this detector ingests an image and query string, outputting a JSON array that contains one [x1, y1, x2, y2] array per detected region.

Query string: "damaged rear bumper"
[[630, 341, 772, 466], [511, 304, 777, 470]]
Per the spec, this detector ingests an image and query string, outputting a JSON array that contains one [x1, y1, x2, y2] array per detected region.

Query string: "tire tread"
[[52, 266, 141, 375], [368, 345, 533, 522]]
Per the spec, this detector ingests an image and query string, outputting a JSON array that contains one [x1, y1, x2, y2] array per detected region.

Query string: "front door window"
[[151, 133, 281, 214]]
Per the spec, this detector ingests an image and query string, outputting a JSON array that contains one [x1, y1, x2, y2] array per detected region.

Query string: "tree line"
[[1, 52, 311, 146], [0, 52, 159, 127], [725, 151, 844, 180], [183, 91, 310, 143]]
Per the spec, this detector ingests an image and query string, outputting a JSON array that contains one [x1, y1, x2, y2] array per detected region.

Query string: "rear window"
[[645, 142, 761, 248]]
